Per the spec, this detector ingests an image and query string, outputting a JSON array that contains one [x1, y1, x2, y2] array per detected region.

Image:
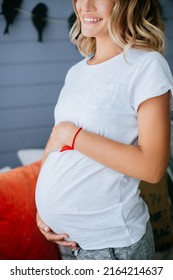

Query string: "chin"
[[82, 31, 95, 38], [81, 27, 97, 37]]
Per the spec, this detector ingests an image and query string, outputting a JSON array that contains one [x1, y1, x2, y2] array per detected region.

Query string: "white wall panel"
[[0, 0, 81, 168]]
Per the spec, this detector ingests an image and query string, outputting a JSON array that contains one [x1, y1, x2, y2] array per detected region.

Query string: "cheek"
[[101, 2, 114, 16], [75, 4, 82, 21], [75, 0, 80, 12], [75, 5, 80, 16]]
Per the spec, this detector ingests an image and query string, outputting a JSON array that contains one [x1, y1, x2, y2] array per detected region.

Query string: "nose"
[[80, 0, 96, 12]]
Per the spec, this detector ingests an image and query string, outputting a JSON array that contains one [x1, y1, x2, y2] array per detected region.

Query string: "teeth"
[[84, 18, 101, 22]]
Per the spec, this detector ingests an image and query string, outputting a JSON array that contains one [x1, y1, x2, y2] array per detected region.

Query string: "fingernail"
[[44, 227, 49, 232]]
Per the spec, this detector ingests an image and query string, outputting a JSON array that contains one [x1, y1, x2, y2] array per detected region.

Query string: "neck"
[[89, 37, 122, 65]]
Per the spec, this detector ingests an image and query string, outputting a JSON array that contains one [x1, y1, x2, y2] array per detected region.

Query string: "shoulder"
[[68, 58, 87, 73], [127, 49, 167, 66], [127, 49, 172, 80], [142, 51, 168, 66], [64, 58, 86, 83], [128, 50, 173, 112], [138, 50, 168, 68]]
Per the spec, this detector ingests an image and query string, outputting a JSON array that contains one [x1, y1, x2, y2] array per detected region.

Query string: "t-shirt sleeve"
[[129, 52, 173, 112]]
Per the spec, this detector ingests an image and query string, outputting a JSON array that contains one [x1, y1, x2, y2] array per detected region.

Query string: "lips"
[[84, 17, 102, 23], [82, 14, 103, 24]]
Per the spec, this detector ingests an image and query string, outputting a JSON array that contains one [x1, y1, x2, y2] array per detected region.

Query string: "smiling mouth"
[[84, 18, 102, 23]]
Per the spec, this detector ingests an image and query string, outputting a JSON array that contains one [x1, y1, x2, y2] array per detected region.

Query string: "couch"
[[0, 160, 61, 260]]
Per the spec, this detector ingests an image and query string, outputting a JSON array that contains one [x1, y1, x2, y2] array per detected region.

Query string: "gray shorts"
[[59, 220, 155, 260]]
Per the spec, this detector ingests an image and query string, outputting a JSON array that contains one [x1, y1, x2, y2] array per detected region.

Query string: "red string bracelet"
[[60, 127, 82, 153]]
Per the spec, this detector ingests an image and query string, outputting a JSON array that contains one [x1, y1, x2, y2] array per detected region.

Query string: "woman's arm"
[[77, 93, 170, 183], [52, 92, 171, 184]]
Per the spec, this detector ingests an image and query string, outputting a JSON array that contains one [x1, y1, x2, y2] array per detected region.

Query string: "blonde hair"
[[70, 0, 165, 56]]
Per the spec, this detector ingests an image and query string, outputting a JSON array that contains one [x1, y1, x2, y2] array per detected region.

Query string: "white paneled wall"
[[0, 0, 172, 167], [0, 0, 82, 167]]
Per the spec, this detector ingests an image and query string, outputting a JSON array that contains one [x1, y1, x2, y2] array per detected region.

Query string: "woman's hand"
[[36, 212, 78, 249], [47, 122, 78, 153]]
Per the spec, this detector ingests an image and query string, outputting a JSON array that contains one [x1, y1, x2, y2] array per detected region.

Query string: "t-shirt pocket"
[[86, 82, 120, 110]]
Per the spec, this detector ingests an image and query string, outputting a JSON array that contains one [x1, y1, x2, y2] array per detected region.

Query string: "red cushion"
[[0, 161, 60, 260]]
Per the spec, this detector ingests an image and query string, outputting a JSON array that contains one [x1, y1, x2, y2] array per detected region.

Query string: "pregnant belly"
[[35, 151, 124, 239], [36, 175, 125, 247]]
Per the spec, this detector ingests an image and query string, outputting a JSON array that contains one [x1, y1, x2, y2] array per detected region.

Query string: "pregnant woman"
[[36, 0, 173, 260]]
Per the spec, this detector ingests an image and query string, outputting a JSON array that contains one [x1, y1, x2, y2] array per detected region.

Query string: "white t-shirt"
[[36, 49, 173, 249]]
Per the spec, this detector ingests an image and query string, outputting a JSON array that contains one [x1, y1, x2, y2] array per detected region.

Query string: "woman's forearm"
[[74, 129, 167, 184]]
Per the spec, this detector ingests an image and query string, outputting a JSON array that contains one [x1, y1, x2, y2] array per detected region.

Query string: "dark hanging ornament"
[[31, 3, 48, 42], [0, 0, 23, 34], [68, 12, 76, 31], [67, 12, 80, 40]]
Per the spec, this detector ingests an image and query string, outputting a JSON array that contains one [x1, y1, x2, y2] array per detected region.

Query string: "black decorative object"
[[0, 0, 23, 34], [31, 3, 48, 42], [67, 12, 80, 40], [68, 12, 76, 31]]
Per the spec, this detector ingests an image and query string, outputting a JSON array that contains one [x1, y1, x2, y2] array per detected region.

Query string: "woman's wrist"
[[71, 127, 82, 149], [60, 125, 82, 152]]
